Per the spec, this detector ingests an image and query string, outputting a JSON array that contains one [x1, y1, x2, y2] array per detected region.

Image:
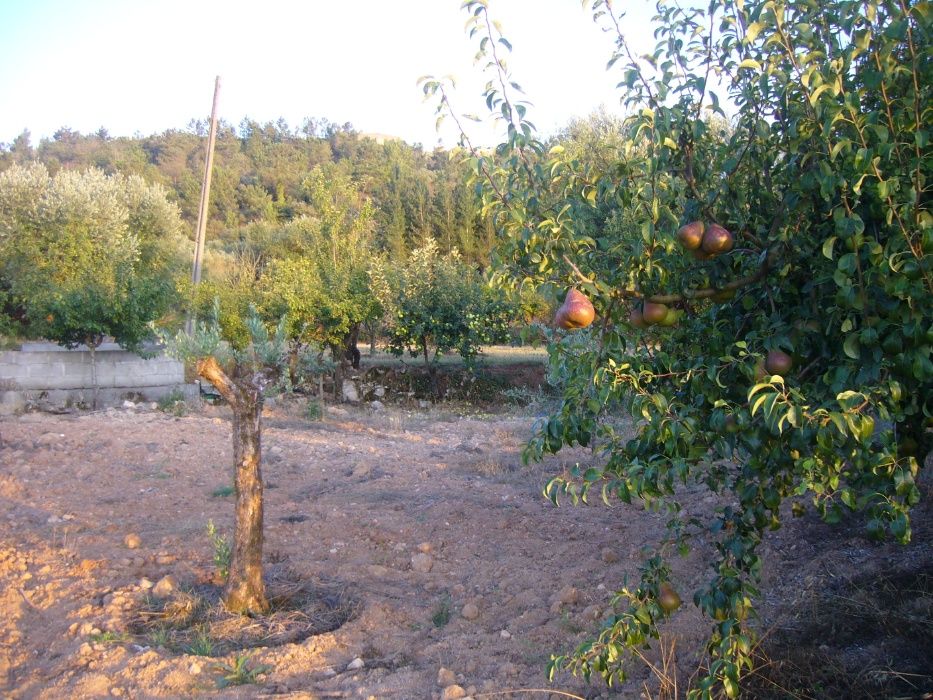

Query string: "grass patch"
[[88, 631, 130, 644], [157, 388, 188, 417], [210, 485, 234, 498], [304, 399, 324, 421], [214, 653, 270, 688], [431, 592, 452, 628]]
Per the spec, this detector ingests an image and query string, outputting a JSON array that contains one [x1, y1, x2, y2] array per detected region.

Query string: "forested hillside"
[[0, 119, 496, 268]]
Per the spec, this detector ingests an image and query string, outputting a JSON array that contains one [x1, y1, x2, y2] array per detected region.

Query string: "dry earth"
[[0, 399, 930, 699]]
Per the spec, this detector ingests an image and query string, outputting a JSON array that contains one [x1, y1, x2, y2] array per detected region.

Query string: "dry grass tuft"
[[129, 564, 359, 656]]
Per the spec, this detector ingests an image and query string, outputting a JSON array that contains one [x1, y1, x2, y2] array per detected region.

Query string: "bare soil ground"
[[0, 397, 930, 699]]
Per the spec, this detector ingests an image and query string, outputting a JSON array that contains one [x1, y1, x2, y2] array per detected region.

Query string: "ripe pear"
[[701, 223, 734, 255], [555, 288, 595, 330], [629, 306, 647, 329], [658, 307, 681, 327], [659, 582, 682, 613], [765, 350, 793, 375], [677, 221, 705, 250], [642, 302, 669, 325]]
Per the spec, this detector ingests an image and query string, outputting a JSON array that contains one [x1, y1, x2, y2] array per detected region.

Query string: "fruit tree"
[[424, 0, 930, 695]]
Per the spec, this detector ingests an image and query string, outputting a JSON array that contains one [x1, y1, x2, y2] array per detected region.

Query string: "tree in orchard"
[[161, 304, 287, 614], [425, 0, 930, 695], [260, 165, 381, 379], [0, 164, 186, 406], [371, 238, 513, 373]]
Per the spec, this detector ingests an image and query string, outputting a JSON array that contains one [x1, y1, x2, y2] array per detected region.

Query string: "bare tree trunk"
[[197, 357, 269, 615]]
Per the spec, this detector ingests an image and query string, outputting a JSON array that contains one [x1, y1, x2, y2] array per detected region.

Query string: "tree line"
[[0, 118, 498, 266]]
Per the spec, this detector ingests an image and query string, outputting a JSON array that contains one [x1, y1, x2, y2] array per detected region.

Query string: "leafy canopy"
[[0, 163, 186, 349], [428, 0, 931, 695], [373, 238, 513, 366]]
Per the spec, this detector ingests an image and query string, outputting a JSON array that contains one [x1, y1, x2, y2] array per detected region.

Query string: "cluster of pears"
[[553, 220, 735, 332], [677, 220, 735, 259], [629, 301, 682, 329]]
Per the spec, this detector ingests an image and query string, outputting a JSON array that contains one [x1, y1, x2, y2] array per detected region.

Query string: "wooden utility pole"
[[187, 76, 221, 332]]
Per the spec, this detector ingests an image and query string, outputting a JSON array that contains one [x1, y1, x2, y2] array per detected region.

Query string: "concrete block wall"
[[0, 342, 193, 412]]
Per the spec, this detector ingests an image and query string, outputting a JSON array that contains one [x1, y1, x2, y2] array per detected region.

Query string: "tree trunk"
[[422, 337, 439, 400], [196, 357, 269, 615]]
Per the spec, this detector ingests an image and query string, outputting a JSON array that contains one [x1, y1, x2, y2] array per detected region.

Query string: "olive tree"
[[426, 0, 930, 695], [0, 163, 186, 405], [162, 305, 286, 614]]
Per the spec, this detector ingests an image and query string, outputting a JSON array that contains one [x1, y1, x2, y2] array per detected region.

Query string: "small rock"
[[124, 534, 141, 549], [600, 547, 619, 564], [374, 385, 386, 398], [189, 662, 202, 675], [342, 380, 360, 404], [152, 575, 177, 598], [417, 542, 433, 554], [346, 657, 365, 671], [46, 515, 62, 524], [441, 686, 466, 700], [411, 553, 433, 573], [418, 399, 430, 409], [437, 667, 457, 687], [122, 400, 136, 409], [139, 577, 154, 590], [497, 662, 519, 677], [370, 400, 385, 411], [499, 629, 512, 639], [461, 602, 480, 620], [558, 585, 580, 605], [351, 464, 372, 479], [581, 604, 602, 621], [156, 554, 175, 565]]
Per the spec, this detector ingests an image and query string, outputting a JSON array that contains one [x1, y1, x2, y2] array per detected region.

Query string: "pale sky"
[[0, 0, 660, 148]]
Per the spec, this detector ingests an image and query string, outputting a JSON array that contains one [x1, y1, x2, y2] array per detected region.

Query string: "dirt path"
[[0, 402, 929, 698]]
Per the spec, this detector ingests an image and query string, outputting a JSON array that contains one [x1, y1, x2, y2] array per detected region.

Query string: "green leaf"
[[843, 334, 860, 359]]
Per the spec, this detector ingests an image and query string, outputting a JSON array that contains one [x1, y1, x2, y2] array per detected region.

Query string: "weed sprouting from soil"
[[205, 519, 231, 581], [210, 485, 234, 498], [214, 653, 270, 687], [431, 592, 452, 627]]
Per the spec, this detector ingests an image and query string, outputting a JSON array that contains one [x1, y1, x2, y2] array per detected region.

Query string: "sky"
[[0, 0, 660, 149]]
